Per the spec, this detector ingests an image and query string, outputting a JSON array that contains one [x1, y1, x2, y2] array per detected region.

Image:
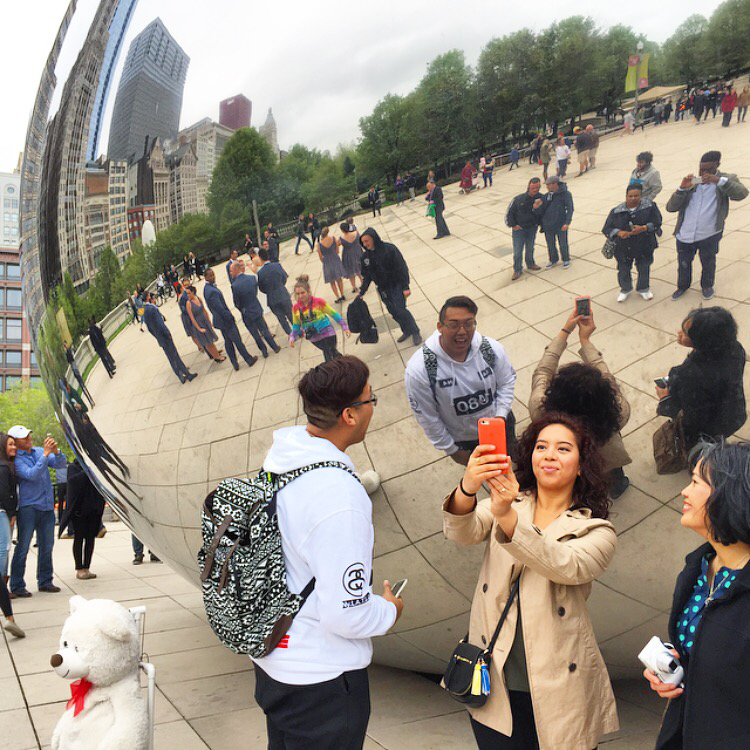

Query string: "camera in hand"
[[638, 636, 684, 687]]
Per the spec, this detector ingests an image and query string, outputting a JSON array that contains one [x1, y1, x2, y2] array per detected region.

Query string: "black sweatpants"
[[312, 335, 341, 362], [254, 664, 370, 750], [379, 286, 418, 336], [0, 575, 12, 618], [73, 513, 100, 570]]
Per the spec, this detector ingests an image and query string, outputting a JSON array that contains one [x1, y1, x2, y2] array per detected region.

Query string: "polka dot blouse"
[[676, 554, 738, 655]]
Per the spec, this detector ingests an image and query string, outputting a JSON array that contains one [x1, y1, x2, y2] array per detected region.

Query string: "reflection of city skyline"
[[20, 0, 272, 299]]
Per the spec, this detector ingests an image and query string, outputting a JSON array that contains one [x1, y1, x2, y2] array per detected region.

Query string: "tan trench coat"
[[528, 336, 632, 471], [443, 493, 619, 750]]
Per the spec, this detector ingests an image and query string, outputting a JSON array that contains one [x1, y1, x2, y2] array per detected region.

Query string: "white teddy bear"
[[51, 596, 148, 750]]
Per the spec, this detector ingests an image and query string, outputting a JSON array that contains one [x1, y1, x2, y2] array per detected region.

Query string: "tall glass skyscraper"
[[106, 17, 189, 163], [86, 0, 140, 162]]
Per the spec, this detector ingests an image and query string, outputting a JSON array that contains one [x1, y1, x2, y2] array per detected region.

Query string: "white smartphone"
[[390, 578, 408, 598]]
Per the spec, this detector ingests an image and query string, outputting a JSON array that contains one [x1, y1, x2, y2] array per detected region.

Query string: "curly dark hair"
[[542, 363, 623, 445], [515, 412, 611, 519], [684, 306, 738, 355]]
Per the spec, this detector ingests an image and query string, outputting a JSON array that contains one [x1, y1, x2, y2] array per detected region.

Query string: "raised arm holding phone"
[[529, 302, 632, 499]]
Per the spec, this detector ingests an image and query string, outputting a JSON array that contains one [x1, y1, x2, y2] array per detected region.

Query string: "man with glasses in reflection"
[[404, 296, 517, 466]]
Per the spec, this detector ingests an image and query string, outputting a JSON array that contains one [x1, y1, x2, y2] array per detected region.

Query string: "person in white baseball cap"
[[8, 426, 66, 597]]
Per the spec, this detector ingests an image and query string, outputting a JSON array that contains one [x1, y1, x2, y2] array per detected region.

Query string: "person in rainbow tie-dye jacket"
[[289, 274, 350, 362]]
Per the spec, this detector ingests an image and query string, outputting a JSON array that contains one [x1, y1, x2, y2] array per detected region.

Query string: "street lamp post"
[[633, 41, 645, 114]]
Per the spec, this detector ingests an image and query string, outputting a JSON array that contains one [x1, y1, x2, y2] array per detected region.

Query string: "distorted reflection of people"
[[186, 285, 226, 362]]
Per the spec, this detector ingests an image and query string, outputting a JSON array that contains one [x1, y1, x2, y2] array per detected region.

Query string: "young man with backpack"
[[250, 356, 403, 747], [404, 296, 516, 466]]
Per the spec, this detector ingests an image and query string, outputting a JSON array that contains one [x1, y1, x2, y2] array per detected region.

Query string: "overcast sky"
[[2, 0, 724, 172]]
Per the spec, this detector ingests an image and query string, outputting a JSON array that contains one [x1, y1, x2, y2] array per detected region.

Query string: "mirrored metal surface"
[[21, 0, 689, 675]]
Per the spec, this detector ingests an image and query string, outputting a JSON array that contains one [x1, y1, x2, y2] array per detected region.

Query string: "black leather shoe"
[[397, 332, 411, 343], [185, 372, 197, 382], [412, 333, 423, 345], [10, 589, 32, 598], [38, 584, 61, 593]]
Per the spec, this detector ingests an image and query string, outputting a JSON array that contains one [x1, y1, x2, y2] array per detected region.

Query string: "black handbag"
[[442, 578, 520, 707], [602, 237, 616, 259]]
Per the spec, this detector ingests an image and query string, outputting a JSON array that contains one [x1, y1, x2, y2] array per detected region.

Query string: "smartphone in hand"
[[390, 579, 408, 598], [477, 417, 507, 473], [654, 377, 669, 389], [575, 296, 591, 317]]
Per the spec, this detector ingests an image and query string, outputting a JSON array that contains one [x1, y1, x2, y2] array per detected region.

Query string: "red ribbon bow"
[[67, 678, 94, 717]]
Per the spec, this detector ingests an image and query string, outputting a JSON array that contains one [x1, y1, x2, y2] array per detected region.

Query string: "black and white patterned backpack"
[[198, 462, 358, 656]]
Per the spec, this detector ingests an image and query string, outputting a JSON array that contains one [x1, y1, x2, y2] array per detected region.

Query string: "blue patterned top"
[[676, 555, 739, 655]]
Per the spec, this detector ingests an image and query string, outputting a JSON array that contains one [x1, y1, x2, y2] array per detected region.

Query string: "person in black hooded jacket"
[[358, 228, 422, 345], [656, 306, 746, 449]]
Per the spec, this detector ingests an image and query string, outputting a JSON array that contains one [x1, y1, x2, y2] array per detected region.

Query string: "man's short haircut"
[[636, 151, 653, 164], [627, 181, 644, 194], [690, 440, 750, 545], [439, 296, 478, 323], [528, 177, 541, 187], [701, 150, 721, 164], [298, 356, 370, 429], [545, 175, 560, 185], [258, 248, 269, 262]]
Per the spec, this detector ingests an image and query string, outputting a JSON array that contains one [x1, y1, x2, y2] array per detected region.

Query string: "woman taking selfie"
[[443, 413, 618, 749], [645, 440, 750, 749]]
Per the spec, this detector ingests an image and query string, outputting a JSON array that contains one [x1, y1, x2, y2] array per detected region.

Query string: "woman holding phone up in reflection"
[[443, 413, 618, 749], [644, 441, 750, 749]]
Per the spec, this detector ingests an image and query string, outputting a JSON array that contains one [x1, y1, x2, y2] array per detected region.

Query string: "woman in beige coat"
[[529, 306, 632, 499], [443, 411, 618, 749]]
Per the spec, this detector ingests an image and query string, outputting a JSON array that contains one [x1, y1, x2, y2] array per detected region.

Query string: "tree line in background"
[[52, 0, 750, 344]]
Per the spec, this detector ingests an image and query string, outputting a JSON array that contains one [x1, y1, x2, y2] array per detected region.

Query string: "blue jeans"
[[10, 506, 55, 591], [544, 228, 570, 264], [512, 227, 538, 273], [0, 511, 11, 577], [132, 535, 144, 557]]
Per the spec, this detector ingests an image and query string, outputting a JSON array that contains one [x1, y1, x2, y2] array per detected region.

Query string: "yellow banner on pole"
[[624, 53, 650, 93]]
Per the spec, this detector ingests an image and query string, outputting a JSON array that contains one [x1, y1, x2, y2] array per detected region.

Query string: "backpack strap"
[[265, 461, 361, 611], [422, 344, 439, 402], [424, 339, 495, 404], [479, 337, 496, 369]]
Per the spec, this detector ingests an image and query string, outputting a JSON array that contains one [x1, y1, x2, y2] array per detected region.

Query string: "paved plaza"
[[4, 112, 750, 748]]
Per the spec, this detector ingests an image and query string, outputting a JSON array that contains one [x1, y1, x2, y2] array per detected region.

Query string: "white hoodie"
[[251, 426, 397, 684], [404, 330, 516, 454]]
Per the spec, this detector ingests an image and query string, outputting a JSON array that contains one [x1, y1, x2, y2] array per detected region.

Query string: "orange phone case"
[[477, 417, 507, 472]]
